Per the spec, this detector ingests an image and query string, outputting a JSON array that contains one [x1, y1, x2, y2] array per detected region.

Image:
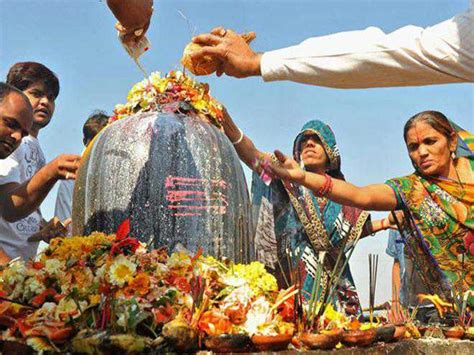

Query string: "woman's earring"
[[451, 151, 456, 160]]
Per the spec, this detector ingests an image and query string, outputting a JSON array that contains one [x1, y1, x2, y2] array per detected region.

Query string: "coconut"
[[182, 32, 256, 75]]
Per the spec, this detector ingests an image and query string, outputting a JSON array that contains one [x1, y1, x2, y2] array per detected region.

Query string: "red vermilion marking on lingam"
[[165, 176, 229, 216]]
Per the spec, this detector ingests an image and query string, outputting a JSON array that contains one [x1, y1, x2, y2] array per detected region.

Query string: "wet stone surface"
[[73, 111, 254, 263]]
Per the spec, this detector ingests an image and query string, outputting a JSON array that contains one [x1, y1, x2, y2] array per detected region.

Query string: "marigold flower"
[[129, 272, 150, 296], [89, 294, 101, 305]]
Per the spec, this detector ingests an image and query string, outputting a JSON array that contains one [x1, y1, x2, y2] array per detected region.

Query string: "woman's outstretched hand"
[[268, 150, 306, 184]]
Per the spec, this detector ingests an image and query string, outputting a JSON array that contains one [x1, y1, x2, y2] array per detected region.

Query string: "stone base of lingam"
[[277, 338, 474, 355]]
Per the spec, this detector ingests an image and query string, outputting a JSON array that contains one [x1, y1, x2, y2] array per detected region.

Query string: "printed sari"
[[386, 122, 474, 305], [252, 120, 369, 316]]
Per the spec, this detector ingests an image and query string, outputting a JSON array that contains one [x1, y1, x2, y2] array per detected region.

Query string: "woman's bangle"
[[316, 174, 333, 197], [326, 174, 333, 195], [231, 128, 244, 145]]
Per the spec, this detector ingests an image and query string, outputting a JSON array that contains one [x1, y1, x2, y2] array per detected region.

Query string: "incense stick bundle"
[[369, 253, 379, 325], [316, 227, 363, 318]]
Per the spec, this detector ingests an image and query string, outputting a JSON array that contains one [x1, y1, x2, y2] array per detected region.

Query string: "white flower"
[[32, 302, 57, 320], [174, 71, 184, 81], [136, 242, 148, 254], [24, 277, 46, 298], [42, 302, 57, 313], [149, 71, 162, 85], [55, 298, 87, 321], [155, 263, 169, 276], [109, 255, 137, 286], [95, 264, 107, 279], [243, 296, 272, 336], [117, 312, 128, 328], [44, 259, 64, 275], [180, 293, 194, 309], [222, 285, 253, 309], [166, 251, 191, 269], [221, 275, 247, 288], [114, 103, 126, 111], [2, 260, 27, 286]]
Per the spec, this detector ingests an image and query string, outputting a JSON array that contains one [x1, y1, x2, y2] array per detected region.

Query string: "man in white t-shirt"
[[0, 81, 80, 263], [54, 111, 109, 225], [0, 137, 45, 259], [0, 82, 34, 262], [0, 62, 74, 260]]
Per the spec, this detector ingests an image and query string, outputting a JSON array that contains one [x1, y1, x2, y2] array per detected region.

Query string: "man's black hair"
[[0, 82, 30, 104], [6, 62, 60, 99], [83, 110, 109, 143]]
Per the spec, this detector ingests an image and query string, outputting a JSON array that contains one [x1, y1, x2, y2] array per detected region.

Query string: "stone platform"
[[2, 338, 473, 354], [274, 339, 474, 355]]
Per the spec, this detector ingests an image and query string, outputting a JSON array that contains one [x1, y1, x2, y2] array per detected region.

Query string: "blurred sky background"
[[1, 0, 472, 307]]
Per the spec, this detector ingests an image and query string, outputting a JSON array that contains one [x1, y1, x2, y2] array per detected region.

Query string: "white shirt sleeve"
[[54, 180, 75, 222], [261, 2, 474, 88], [0, 157, 21, 186]]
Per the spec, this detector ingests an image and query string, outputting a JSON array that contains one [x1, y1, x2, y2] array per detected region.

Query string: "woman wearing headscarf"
[[221, 109, 393, 316], [269, 111, 474, 308]]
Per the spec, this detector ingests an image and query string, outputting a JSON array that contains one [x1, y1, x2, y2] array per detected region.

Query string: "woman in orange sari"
[[270, 111, 474, 308]]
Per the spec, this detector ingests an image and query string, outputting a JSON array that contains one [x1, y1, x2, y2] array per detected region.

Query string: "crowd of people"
[[0, 63, 108, 263], [0, 0, 472, 321], [187, 0, 474, 317]]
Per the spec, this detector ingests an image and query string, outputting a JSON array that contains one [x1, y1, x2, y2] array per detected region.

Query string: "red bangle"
[[326, 174, 333, 196], [316, 173, 332, 197], [316, 174, 328, 196]]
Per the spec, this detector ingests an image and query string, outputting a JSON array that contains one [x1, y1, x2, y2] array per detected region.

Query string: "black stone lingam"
[[72, 111, 253, 263]]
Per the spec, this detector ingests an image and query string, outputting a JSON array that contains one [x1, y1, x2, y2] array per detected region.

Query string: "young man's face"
[[23, 81, 56, 129], [0, 92, 33, 159]]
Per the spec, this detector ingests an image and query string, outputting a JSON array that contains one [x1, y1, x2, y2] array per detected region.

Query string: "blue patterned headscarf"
[[293, 120, 344, 180]]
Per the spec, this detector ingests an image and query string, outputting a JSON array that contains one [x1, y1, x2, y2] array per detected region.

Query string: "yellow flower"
[[111, 70, 223, 127], [89, 294, 101, 305], [323, 303, 346, 324], [127, 80, 147, 101], [155, 78, 170, 93], [167, 251, 191, 270], [230, 262, 278, 296], [109, 255, 137, 286], [149, 71, 162, 84], [43, 233, 113, 262], [193, 99, 207, 111]]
